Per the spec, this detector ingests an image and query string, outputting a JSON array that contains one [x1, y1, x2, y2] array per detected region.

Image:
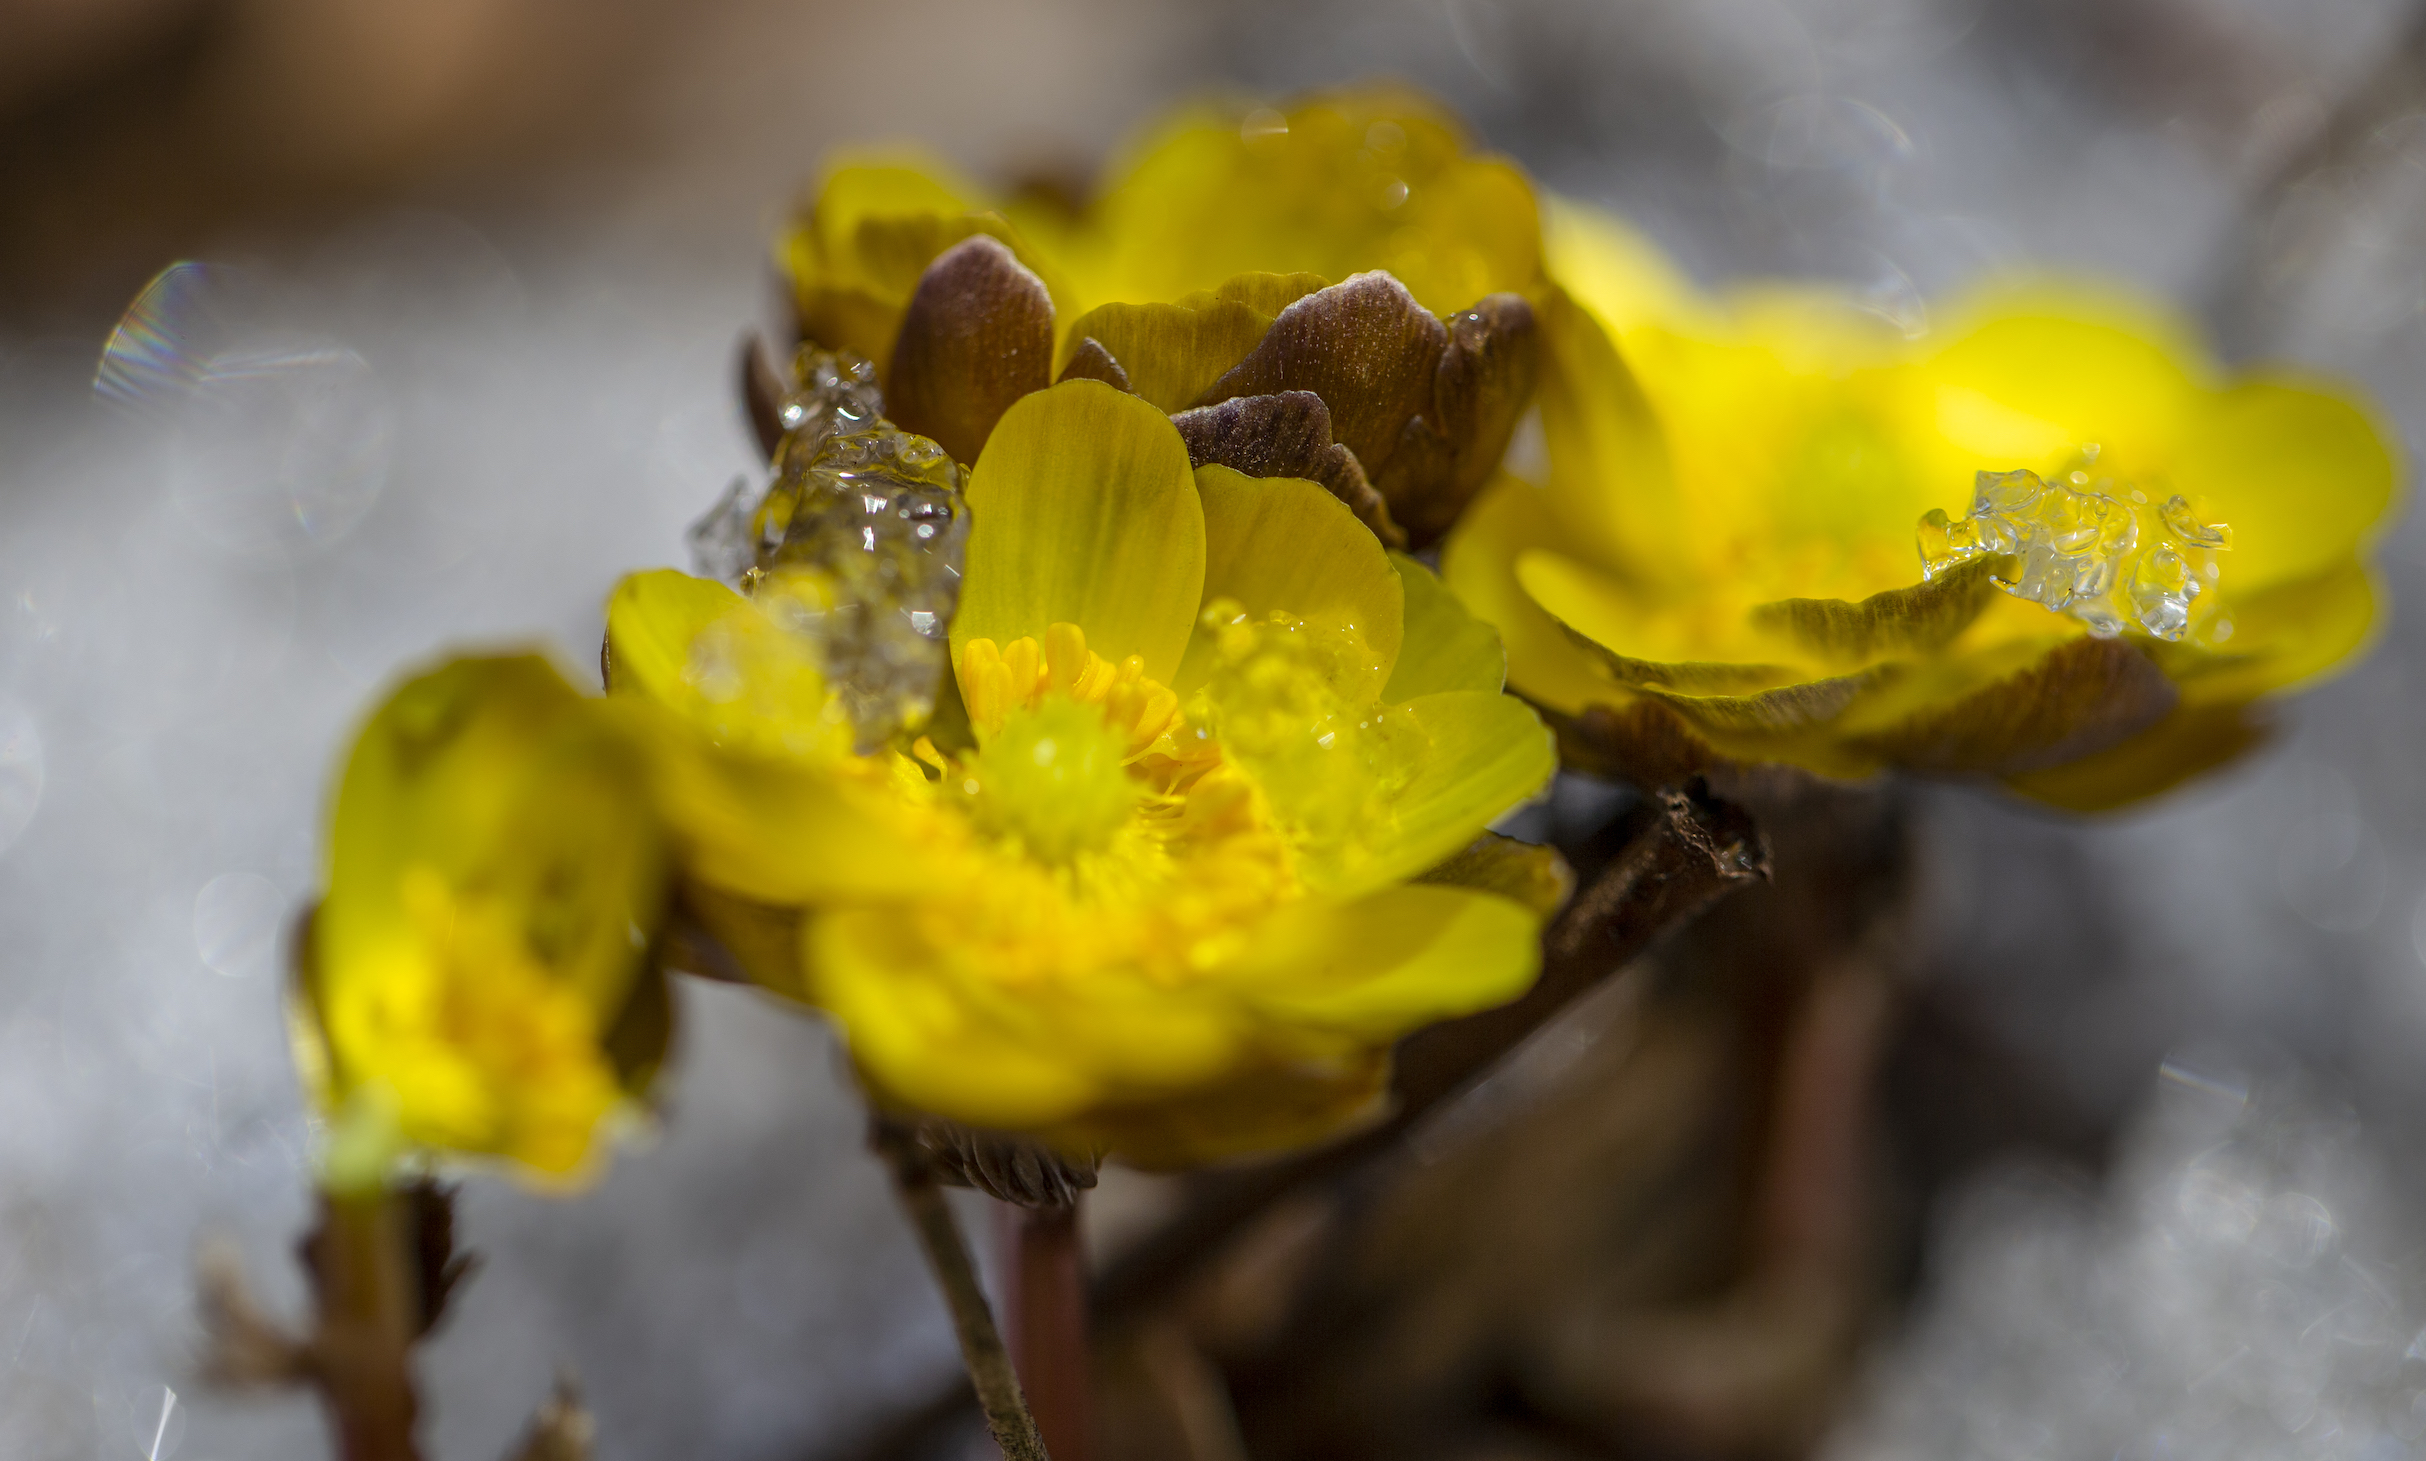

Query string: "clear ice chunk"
[[678, 341, 971, 748], [683, 345, 885, 587], [759, 421, 968, 751], [687, 475, 756, 583], [1916, 454, 2233, 642]]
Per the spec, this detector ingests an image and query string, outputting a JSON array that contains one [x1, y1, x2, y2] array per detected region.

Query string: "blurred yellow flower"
[[611, 381, 1556, 1166], [775, 87, 1546, 546], [300, 655, 672, 1187], [1443, 202, 2402, 809]]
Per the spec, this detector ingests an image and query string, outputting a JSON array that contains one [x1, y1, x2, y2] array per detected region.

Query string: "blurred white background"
[[5, 0, 2426, 1457]]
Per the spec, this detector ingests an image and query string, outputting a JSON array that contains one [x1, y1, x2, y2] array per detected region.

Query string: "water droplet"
[[193, 873, 286, 979], [1240, 107, 1289, 144], [0, 701, 44, 855]]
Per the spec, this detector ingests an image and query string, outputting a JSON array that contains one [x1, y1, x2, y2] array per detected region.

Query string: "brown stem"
[[996, 1201, 1091, 1461], [305, 1188, 424, 1461], [872, 1120, 1052, 1461]]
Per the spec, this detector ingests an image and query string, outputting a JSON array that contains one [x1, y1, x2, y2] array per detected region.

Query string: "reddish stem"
[[309, 1188, 424, 1461], [995, 1200, 1090, 1461]]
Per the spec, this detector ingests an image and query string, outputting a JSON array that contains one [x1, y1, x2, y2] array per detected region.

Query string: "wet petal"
[[2175, 378, 2398, 593], [956, 380, 1206, 683], [1217, 884, 1540, 1040], [1180, 465, 1404, 699], [1439, 473, 1614, 716], [809, 906, 1246, 1128], [1383, 551, 1504, 700], [1330, 689, 1556, 899]]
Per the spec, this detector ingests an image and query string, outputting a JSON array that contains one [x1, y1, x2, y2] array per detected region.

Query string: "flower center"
[[924, 623, 1297, 984], [965, 696, 1142, 863], [1917, 451, 2234, 643]]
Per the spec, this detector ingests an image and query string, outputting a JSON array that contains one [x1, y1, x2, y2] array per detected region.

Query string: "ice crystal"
[[757, 422, 967, 749], [1917, 451, 2232, 643], [678, 343, 969, 749]]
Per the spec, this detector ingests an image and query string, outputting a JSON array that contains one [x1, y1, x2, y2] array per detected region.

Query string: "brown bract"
[[1185, 272, 1538, 549], [1170, 391, 1398, 547], [804, 241, 1541, 550], [887, 236, 1056, 465]]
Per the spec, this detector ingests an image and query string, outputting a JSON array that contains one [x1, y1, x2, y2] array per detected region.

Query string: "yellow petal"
[[642, 742, 932, 905], [314, 654, 666, 1180], [1076, 88, 1540, 315], [1533, 284, 1682, 579], [604, 568, 852, 763], [603, 568, 748, 709], [1331, 689, 1556, 899], [1216, 884, 1541, 1040], [807, 905, 1247, 1129], [955, 380, 1206, 684], [2165, 557, 2382, 707], [1050, 1052, 1389, 1171], [2174, 377, 2398, 593], [1439, 473, 1615, 716], [1053, 296, 1275, 412], [1178, 464, 1405, 699], [1543, 196, 1703, 341], [1413, 832, 1572, 919], [1383, 550, 1505, 700], [780, 156, 1077, 380], [1921, 284, 2204, 467], [604, 573, 931, 902]]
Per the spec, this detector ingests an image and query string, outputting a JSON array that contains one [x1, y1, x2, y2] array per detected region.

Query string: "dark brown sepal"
[[910, 1117, 1100, 1211], [1057, 336, 1132, 392], [1376, 292, 1539, 547], [1193, 271, 1447, 475], [400, 1181, 477, 1340], [887, 235, 1055, 464], [1849, 635, 2178, 775], [1549, 698, 1728, 791], [1170, 391, 1406, 548], [739, 331, 787, 461]]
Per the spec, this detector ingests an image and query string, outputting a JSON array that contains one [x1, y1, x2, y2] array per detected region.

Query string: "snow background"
[[6, 0, 2426, 1455]]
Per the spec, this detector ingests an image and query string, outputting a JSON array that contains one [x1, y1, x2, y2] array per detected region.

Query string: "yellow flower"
[[609, 381, 1557, 1166], [300, 655, 672, 1186], [1443, 202, 2402, 809], [775, 87, 1545, 546]]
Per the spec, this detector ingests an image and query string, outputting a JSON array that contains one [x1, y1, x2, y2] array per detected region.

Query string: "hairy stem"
[[873, 1120, 1052, 1461], [307, 1188, 423, 1461]]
